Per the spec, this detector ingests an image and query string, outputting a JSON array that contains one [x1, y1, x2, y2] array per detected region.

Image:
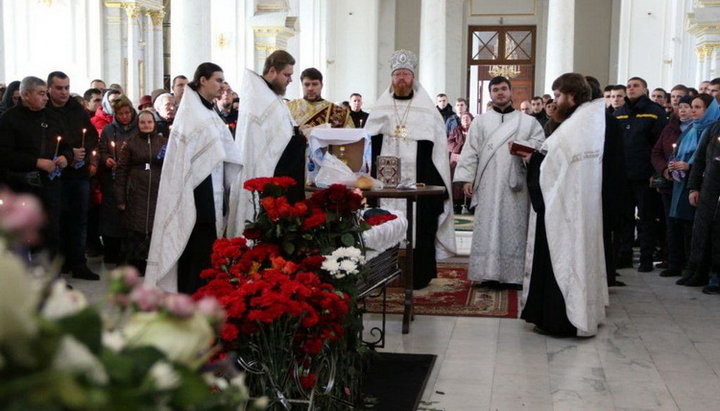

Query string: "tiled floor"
[[70, 258, 720, 411]]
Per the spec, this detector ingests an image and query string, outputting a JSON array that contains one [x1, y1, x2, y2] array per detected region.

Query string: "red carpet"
[[364, 264, 518, 318]]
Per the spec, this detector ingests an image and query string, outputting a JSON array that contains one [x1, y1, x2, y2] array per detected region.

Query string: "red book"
[[509, 141, 536, 157]]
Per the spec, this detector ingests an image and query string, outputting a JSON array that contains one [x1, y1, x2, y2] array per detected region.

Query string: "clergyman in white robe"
[[145, 86, 242, 293], [454, 108, 544, 284]]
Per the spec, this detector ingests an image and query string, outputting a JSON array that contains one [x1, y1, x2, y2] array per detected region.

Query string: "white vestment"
[[522, 99, 609, 337], [226, 69, 296, 237], [145, 87, 242, 292], [365, 83, 456, 259], [454, 110, 544, 284]]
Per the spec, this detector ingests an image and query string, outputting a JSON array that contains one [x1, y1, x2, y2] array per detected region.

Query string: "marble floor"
[[69, 258, 720, 411]]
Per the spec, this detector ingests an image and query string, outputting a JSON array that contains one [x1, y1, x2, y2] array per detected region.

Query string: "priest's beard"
[[270, 78, 287, 96], [552, 100, 576, 123], [392, 80, 413, 97]]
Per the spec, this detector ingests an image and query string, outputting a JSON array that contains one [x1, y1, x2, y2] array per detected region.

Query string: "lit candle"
[[81, 128, 87, 148], [671, 143, 677, 157], [54, 136, 62, 158], [111, 141, 116, 158]]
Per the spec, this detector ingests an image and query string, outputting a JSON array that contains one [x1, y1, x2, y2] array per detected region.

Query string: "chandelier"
[[489, 65, 521, 78]]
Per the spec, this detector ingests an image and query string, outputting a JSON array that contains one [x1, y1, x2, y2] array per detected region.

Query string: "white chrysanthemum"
[[333, 271, 347, 279], [41, 280, 88, 320], [321, 259, 340, 273], [148, 361, 181, 390], [339, 259, 358, 274], [102, 330, 126, 352], [52, 335, 108, 385]]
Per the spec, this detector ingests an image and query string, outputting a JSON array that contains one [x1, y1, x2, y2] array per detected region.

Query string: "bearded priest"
[[365, 49, 456, 289], [226, 50, 307, 238], [146, 63, 243, 294]]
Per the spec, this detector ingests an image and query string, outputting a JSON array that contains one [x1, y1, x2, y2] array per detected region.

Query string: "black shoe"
[[638, 262, 654, 272], [702, 285, 720, 294], [684, 272, 708, 287], [655, 261, 668, 269], [676, 270, 693, 285], [71, 265, 100, 281], [616, 257, 633, 269], [660, 269, 681, 277]]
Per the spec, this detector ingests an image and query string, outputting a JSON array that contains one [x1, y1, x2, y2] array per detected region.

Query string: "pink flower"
[[196, 297, 226, 324], [0, 190, 45, 245], [111, 266, 140, 288], [163, 294, 196, 319], [129, 284, 165, 311]]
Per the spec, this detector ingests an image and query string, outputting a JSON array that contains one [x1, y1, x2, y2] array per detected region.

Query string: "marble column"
[[0, 2, 6, 82], [144, 11, 154, 95], [151, 10, 164, 90], [544, 0, 575, 92], [170, 0, 211, 80], [103, 4, 123, 85], [123, 3, 141, 102], [696, 48, 706, 85], [419, 0, 446, 97], [711, 46, 719, 79]]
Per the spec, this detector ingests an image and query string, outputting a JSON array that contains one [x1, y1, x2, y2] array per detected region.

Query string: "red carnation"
[[299, 373, 317, 390], [301, 212, 328, 231]]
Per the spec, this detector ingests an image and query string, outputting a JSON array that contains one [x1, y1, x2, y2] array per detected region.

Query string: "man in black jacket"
[[614, 76, 668, 272], [47, 71, 100, 280], [0, 76, 72, 259]]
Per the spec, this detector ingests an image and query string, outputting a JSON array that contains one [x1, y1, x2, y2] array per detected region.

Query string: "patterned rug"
[[363, 264, 518, 318]]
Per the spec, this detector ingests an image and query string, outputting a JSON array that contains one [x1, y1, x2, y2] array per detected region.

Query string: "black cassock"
[[370, 135, 447, 289], [520, 153, 577, 337], [273, 126, 307, 203]]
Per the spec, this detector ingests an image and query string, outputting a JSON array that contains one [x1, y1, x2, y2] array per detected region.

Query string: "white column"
[[544, 0, 575, 92], [376, 0, 396, 100], [711, 47, 720, 79], [0, 2, 5, 82], [704, 47, 713, 80], [419, 0, 447, 97], [144, 11, 154, 95], [103, 5, 123, 84], [124, 4, 140, 102], [151, 10, 164, 90], [696, 48, 706, 86], [171, 0, 211, 80]]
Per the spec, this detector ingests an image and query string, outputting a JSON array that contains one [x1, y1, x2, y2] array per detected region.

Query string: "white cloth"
[[362, 209, 408, 261], [522, 99, 609, 337], [308, 128, 372, 179], [365, 83, 456, 259], [145, 87, 242, 292], [454, 110, 545, 284], [226, 69, 296, 237]]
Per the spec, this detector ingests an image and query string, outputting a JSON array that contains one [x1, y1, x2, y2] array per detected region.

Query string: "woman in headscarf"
[[98, 95, 137, 265], [114, 110, 167, 274], [674, 94, 720, 288], [0, 80, 20, 117], [448, 111, 473, 213], [91, 89, 121, 136], [651, 95, 695, 277]]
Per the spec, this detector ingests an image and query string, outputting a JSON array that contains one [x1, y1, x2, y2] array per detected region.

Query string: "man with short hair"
[[651, 88, 668, 106], [46, 71, 100, 280], [0, 76, 72, 259], [519, 100, 531, 114], [610, 85, 626, 112], [521, 73, 608, 337], [699, 80, 710, 94], [215, 82, 238, 133], [670, 84, 689, 113], [454, 76, 545, 287], [348, 93, 369, 128], [603, 85, 614, 109], [172, 75, 188, 104], [226, 50, 307, 236], [153, 93, 176, 137], [83, 88, 102, 117], [445, 98, 469, 133], [530, 96, 548, 126], [708, 77, 720, 99], [614, 76, 668, 272], [436, 93, 454, 122], [90, 79, 106, 90], [286, 67, 353, 133], [365, 49, 456, 289]]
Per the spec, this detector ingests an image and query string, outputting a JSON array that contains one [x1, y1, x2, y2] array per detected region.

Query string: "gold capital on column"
[[149, 10, 165, 26], [121, 3, 141, 19]]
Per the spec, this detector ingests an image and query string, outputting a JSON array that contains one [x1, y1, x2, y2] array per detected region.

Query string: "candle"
[[671, 143, 677, 157], [111, 141, 116, 158], [54, 136, 62, 158], [81, 128, 87, 148]]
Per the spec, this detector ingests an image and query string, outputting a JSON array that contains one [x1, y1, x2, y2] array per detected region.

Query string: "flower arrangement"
[[322, 247, 366, 280]]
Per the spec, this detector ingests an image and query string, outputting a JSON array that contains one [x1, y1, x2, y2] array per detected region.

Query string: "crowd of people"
[[1, 53, 719, 338]]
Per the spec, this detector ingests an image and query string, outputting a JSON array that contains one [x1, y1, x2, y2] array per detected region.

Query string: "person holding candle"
[[0, 76, 71, 259], [675, 95, 720, 288], [651, 95, 695, 278], [114, 110, 168, 275], [98, 95, 137, 265], [46, 71, 101, 281]]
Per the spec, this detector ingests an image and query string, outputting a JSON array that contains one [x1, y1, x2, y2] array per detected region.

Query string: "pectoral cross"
[[392, 125, 409, 139]]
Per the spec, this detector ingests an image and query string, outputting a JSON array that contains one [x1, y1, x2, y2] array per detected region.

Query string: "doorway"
[[467, 26, 536, 115]]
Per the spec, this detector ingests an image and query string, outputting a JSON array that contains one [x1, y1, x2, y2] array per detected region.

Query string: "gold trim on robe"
[[286, 99, 354, 129]]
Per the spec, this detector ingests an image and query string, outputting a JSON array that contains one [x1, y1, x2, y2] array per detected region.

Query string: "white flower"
[[339, 259, 358, 274], [52, 335, 108, 385], [332, 271, 347, 279], [41, 280, 88, 320], [102, 330, 126, 352], [148, 361, 181, 390], [321, 259, 340, 273], [254, 396, 270, 408]]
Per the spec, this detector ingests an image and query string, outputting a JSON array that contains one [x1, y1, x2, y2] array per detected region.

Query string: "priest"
[[287, 68, 353, 132], [365, 49, 456, 289], [521, 73, 609, 337], [226, 50, 305, 237], [454, 76, 545, 287], [145, 62, 243, 293]]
